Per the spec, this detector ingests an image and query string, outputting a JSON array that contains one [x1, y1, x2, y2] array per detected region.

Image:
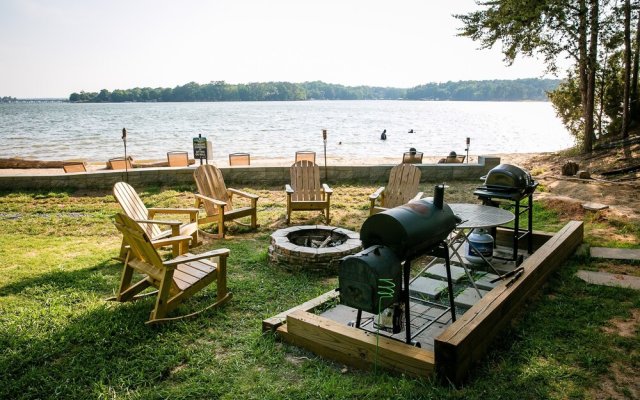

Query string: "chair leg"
[[218, 214, 225, 238], [217, 256, 228, 302], [150, 270, 175, 322]]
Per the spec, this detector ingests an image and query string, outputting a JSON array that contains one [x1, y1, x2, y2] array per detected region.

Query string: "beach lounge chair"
[[109, 212, 231, 324], [113, 181, 199, 258], [438, 152, 465, 163], [229, 153, 250, 166], [285, 160, 332, 224], [295, 151, 316, 164], [369, 163, 423, 215], [108, 157, 133, 170], [402, 151, 423, 164], [167, 151, 189, 167], [193, 165, 259, 238], [63, 161, 87, 173]]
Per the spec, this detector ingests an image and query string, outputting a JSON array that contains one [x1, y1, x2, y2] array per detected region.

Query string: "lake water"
[[0, 101, 573, 163]]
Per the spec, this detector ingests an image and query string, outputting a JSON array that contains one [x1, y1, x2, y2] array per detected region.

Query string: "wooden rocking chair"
[[193, 165, 259, 238], [369, 163, 423, 215], [113, 181, 199, 258], [285, 160, 332, 224], [109, 213, 231, 324]]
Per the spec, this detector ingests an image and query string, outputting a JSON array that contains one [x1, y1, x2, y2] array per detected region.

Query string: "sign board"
[[193, 136, 208, 160]]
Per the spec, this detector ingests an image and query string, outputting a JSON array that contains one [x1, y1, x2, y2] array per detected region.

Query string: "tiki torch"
[[465, 137, 470, 164], [122, 128, 128, 181], [322, 129, 328, 182]]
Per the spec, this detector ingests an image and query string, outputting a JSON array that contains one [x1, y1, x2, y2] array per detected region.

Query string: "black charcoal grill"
[[474, 164, 538, 262], [338, 185, 460, 344]]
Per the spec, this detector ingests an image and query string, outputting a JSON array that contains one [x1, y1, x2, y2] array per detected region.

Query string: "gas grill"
[[474, 164, 538, 263]]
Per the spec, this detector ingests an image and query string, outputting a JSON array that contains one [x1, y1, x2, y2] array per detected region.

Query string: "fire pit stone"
[[269, 225, 361, 274]]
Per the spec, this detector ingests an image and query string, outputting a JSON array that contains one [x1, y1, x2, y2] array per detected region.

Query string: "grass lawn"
[[0, 182, 639, 399]]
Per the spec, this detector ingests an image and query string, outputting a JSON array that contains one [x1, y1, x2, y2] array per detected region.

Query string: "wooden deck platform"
[[263, 221, 584, 384]]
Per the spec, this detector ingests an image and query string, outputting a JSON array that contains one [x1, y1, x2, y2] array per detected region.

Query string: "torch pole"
[[322, 129, 328, 182], [122, 128, 128, 182]]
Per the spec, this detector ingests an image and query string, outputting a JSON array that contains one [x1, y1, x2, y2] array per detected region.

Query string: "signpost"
[[322, 129, 328, 182], [193, 134, 208, 165]]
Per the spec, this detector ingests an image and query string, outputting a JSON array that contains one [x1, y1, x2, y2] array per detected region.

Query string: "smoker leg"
[[404, 259, 412, 344], [355, 309, 362, 329], [444, 252, 457, 322], [527, 193, 533, 254], [513, 200, 520, 261]]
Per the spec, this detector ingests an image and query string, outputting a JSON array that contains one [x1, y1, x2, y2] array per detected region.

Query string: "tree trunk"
[[632, 9, 640, 119], [578, 0, 594, 153], [622, 0, 632, 138]]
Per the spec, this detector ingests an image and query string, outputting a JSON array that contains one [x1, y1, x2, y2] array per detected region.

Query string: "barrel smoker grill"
[[338, 185, 460, 345]]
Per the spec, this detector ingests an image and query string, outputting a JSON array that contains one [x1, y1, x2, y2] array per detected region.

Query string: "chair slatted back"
[[384, 164, 421, 209], [167, 151, 189, 167], [229, 153, 250, 166], [295, 151, 316, 164], [108, 157, 133, 170], [194, 165, 232, 215], [113, 181, 161, 239], [113, 213, 177, 292], [63, 162, 87, 173], [290, 160, 323, 202], [402, 152, 423, 164]]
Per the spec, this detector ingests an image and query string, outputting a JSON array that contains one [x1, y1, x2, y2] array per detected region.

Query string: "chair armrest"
[[322, 184, 333, 194], [164, 248, 231, 267], [369, 186, 385, 200], [135, 218, 182, 226], [285, 184, 294, 194], [148, 207, 200, 217], [228, 188, 259, 200], [152, 235, 193, 248], [410, 192, 424, 202], [194, 193, 227, 207]]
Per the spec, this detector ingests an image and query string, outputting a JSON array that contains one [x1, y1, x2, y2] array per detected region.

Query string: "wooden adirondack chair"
[[295, 151, 316, 164], [109, 213, 231, 324], [193, 165, 259, 238], [369, 163, 423, 215], [285, 160, 332, 224], [113, 181, 199, 258]]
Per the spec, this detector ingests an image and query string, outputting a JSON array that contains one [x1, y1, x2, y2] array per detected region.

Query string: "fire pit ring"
[[269, 225, 362, 274]]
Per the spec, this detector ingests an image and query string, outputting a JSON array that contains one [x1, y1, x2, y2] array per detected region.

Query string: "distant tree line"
[[68, 79, 560, 103], [0, 96, 18, 103]]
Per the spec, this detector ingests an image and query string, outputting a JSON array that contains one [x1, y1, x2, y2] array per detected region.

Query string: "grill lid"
[[482, 164, 533, 190]]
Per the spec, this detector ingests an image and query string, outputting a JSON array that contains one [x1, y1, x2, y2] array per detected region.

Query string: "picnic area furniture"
[[109, 213, 231, 324], [402, 151, 423, 164], [369, 163, 423, 215], [193, 165, 259, 238], [167, 151, 189, 167], [63, 161, 87, 173], [229, 153, 250, 166], [107, 157, 133, 170], [113, 181, 199, 258], [295, 151, 316, 164], [285, 160, 333, 224]]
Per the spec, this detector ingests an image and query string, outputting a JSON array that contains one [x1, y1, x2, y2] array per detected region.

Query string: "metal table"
[[448, 203, 515, 295]]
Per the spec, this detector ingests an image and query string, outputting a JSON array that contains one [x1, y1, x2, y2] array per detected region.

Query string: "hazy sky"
[[0, 0, 555, 98]]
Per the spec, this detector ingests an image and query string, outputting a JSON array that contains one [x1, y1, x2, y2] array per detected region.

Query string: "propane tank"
[[465, 228, 494, 265]]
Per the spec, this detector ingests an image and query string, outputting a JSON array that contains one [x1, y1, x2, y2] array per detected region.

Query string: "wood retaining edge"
[[434, 220, 584, 385]]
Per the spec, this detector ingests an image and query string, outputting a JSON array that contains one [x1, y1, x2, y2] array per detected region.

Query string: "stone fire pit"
[[269, 225, 362, 274]]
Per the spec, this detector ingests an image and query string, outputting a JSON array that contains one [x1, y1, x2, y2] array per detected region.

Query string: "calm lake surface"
[[0, 101, 573, 163]]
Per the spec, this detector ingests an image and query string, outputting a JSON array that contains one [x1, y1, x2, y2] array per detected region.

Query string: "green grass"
[[1, 184, 639, 399]]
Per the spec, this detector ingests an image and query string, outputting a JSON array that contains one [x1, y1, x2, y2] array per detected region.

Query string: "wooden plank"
[[434, 220, 583, 385], [284, 310, 435, 378], [590, 247, 640, 261], [262, 289, 340, 332]]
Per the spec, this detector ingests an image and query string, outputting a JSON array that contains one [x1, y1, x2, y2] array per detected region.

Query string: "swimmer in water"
[[380, 129, 387, 140]]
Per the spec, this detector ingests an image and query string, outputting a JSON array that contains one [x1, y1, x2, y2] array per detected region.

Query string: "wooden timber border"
[[263, 220, 584, 384]]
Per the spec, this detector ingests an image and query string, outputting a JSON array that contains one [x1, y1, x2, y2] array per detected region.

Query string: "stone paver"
[[590, 247, 640, 261], [409, 277, 448, 299], [576, 270, 640, 290], [582, 202, 609, 211], [474, 272, 501, 291], [425, 263, 467, 283], [454, 287, 489, 308]]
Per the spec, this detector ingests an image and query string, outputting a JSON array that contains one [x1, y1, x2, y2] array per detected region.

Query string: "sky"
[[0, 0, 558, 98]]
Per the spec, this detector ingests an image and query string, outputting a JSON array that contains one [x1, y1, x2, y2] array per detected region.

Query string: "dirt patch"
[[603, 309, 640, 338]]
